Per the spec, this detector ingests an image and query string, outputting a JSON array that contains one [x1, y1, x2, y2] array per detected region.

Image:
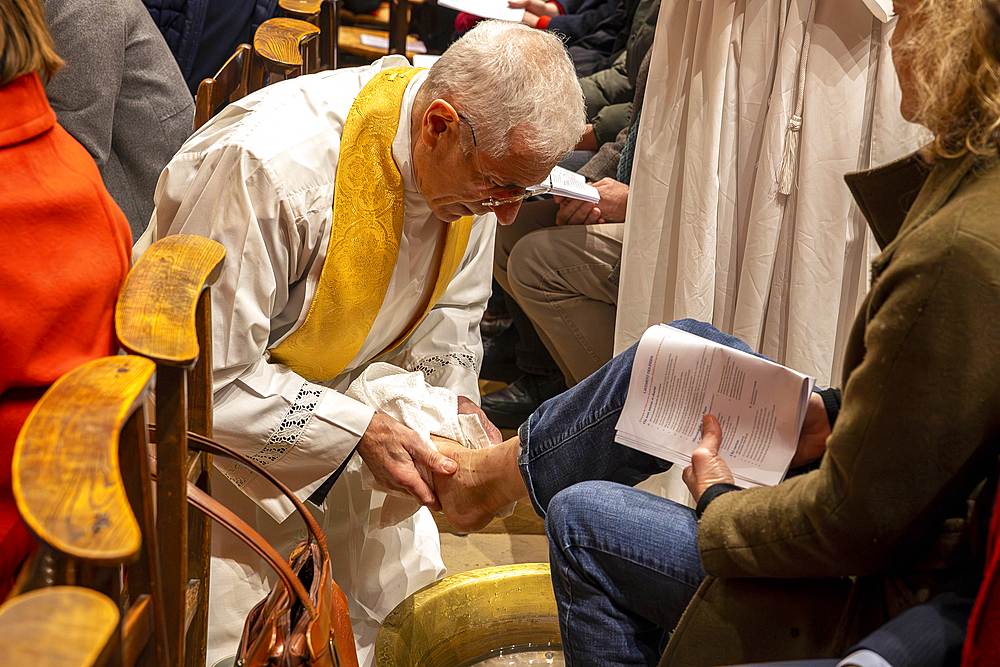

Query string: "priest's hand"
[[357, 413, 458, 510], [457, 396, 503, 444], [682, 415, 734, 503], [790, 392, 830, 468]]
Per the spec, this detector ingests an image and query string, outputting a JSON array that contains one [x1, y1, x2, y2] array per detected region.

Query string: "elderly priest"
[[134, 20, 585, 666]]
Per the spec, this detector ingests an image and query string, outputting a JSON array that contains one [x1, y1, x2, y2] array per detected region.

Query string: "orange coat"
[[0, 72, 131, 597]]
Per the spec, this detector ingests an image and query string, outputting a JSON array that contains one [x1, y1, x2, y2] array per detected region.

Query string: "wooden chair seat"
[[254, 17, 321, 83], [0, 586, 119, 667], [339, 25, 424, 61]]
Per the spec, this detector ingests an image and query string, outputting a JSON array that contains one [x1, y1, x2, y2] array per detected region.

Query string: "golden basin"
[[375, 563, 561, 667]]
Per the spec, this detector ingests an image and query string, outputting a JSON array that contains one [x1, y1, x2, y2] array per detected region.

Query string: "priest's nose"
[[492, 201, 522, 226]]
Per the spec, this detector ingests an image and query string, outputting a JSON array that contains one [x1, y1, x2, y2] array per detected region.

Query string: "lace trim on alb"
[[412, 352, 478, 381], [223, 382, 325, 489]]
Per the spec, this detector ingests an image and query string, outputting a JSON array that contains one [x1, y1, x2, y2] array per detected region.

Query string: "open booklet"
[[437, 0, 525, 21], [615, 324, 816, 488], [527, 165, 601, 203]]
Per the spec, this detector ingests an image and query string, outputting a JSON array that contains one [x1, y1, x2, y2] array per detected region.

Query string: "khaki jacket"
[[661, 152, 1000, 666]]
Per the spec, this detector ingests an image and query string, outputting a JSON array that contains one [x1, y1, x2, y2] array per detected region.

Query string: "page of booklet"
[[615, 324, 816, 487]]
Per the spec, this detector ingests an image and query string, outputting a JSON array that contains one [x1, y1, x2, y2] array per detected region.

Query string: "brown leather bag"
[[152, 430, 359, 667]]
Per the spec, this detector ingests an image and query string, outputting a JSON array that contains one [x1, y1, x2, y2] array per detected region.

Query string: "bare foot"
[[431, 435, 527, 532]]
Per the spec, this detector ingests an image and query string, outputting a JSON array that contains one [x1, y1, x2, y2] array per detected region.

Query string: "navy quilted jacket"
[[143, 0, 277, 80]]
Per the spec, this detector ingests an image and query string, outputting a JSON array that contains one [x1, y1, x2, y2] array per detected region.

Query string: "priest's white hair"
[[420, 20, 586, 164]]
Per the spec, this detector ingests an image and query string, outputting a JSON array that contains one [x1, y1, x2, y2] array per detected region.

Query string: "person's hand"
[[682, 414, 735, 503], [357, 413, 458, 511], [555, 178, 629, 225], [457, 396, 503, 444], [575, 124, 597, 152], [508, 0, 553, 14], [789, 392, 831, 468], [520, 11, 540, 27]]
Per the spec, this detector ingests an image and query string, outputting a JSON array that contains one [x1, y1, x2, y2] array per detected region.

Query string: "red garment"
[[0, 72, 131, 597], [963, 485, 1000, 667]]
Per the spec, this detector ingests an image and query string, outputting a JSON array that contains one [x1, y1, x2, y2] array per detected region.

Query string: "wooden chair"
[[13, 356, 166, 667], [116, 234, 226, 667], [387, 0, 410, 57], [253, 17, 321, 84], [194, 44, 263, 131], [338, 0, 391, 28], [0, 586, 120, 667], [338, 25, 425, 61], [280, 0, 342, 72]]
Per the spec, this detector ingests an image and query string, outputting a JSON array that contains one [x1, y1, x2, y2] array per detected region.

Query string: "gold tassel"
[[776, 114, 802, 196]]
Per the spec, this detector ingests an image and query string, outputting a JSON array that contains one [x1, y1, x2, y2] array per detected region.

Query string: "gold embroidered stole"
[[269, 67, 474, 381]]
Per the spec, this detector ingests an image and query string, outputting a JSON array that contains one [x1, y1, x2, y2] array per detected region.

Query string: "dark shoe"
[[480, 325, 519, 382], [481, 373, 568, 430], [480, 316, 513, 339]]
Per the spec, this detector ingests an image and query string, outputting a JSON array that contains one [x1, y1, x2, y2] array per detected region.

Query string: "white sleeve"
[[386, 214, 496, 405], [147, 142, 375, 523]]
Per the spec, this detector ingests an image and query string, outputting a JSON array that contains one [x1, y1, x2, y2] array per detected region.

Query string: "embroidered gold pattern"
[[269, 67, 474, 381]]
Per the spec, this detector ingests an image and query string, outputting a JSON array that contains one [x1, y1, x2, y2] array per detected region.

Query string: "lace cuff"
[[222, 381, 326, 489], [412, 352, 478, 382]]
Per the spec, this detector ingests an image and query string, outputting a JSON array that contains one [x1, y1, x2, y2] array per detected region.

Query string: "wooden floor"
[[439, 504, 549, 575]]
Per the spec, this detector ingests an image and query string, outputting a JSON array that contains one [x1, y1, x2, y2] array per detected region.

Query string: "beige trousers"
[[494, 200, 623, 386]]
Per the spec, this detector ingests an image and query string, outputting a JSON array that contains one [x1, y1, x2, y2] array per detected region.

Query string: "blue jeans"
[[516, 319, 757, 666]]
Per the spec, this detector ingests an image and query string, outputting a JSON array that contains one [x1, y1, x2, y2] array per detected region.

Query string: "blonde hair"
[[895, 0, 1000, 159], [0, 0, 62, 86]]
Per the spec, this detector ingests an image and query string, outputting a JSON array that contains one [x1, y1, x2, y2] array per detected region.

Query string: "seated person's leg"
[[507, 221, 623, 386], [436, 319, 755, 530], [547, 481, 705, 667]]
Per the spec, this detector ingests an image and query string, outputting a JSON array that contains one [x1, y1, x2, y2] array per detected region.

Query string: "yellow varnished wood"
[[0, 586, 119, 667], [117, 235, 225, 369], [195, 44, 255, 130], [280, 0, 322, 21], [254, 17, 320, 79], [338, 25, 423, 61], [12, 357, 154, 563]]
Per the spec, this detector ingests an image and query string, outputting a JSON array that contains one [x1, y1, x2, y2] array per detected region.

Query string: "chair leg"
[[155, 366, 189, 667], [120, 409, 170, 667]]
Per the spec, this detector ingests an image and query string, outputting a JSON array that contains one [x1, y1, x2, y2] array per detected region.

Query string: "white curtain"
[[615, 0, 929, 388], [617, 0, 929, 506]]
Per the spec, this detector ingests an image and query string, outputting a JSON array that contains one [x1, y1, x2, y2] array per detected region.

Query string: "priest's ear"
[[420, 99, 462, 150]]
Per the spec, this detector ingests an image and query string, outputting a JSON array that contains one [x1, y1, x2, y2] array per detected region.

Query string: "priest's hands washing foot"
[[430, 435, 529, 533]]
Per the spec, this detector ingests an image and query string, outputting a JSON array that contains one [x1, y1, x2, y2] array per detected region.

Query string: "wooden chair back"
[[387, 0, 410, 57], [253, 17, 321, 84], [0, 586, 120, 667], [194, 44, 262, 131], [319, 0, 341, 71], [115, 234, 226, 667], [13, 356, 166, 667]]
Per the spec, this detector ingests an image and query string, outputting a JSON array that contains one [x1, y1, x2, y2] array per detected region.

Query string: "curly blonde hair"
[[895, 0, 1000, 159], [0, 0, 62, 86]]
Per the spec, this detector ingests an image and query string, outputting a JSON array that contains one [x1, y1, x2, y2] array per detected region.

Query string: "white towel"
[[346, 363, 513, 527]]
